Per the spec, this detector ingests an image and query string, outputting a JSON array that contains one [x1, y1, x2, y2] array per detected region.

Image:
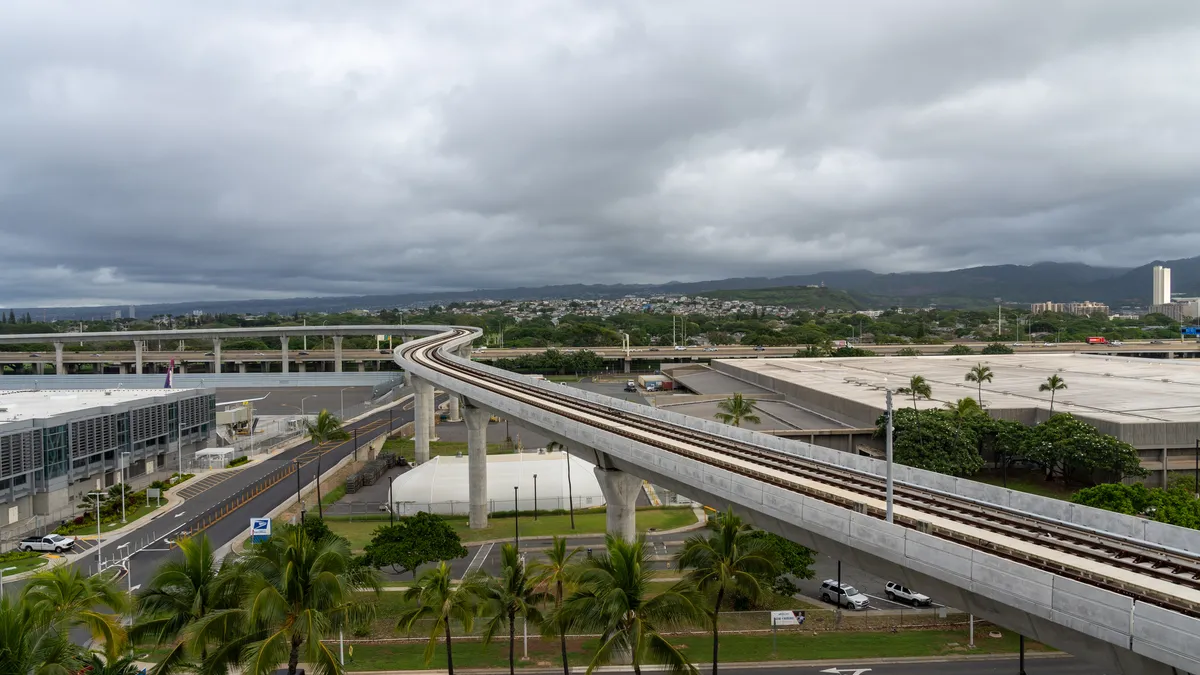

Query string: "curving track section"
[[400, 328, 1200, 673]]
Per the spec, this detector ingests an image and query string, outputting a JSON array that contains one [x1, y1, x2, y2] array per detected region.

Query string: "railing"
[[0, 372, 405, 389]]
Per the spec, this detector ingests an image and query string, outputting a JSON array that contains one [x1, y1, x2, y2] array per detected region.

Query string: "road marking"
[[174, 512, 186, 518], [130, 584, 141, 591], [464, 542, 494, 577], [819, 668, 871, 674]]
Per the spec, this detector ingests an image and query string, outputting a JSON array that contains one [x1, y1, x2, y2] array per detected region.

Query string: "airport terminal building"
[[0, 387, 216, 541]]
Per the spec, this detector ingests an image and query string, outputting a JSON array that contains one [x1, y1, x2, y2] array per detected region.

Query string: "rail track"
[[402, 329, 1200, 619]]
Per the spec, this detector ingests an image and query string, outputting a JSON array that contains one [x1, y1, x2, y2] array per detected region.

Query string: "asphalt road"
[[710, 656, 1090, 675], [216, 386, 378, 416], [60, 392, 428, 592]]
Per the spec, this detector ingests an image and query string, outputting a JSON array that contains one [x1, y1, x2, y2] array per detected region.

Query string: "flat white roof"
[[0, 388, 195, 423], [717, 354, 1200, 425]]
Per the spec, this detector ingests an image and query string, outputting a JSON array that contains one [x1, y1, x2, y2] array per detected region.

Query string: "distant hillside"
[[16, 256, 1200, 319], [700, 286, 867, 310]]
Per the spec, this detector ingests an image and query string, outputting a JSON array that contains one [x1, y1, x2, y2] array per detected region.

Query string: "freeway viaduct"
[[398, 326, 1200, 675]]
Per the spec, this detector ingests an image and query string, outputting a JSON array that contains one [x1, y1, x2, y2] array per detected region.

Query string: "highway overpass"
[[397, 327, 1200, 675]]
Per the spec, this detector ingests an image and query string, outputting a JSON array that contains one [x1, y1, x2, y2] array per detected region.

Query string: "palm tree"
[[0, 594, 81, 675], [203, 524, 380, 675], [942, 397, 982, 417], [964, 363, 993, 407], [546, 442, 575, 529], [79, 652, 144, 675], [534, 536, 581, 675], [481, 544, 551, 675], [1040, 374, 1068, 414], [132, 534, 245, 675], [714, 394, 761, 428], [896, 375, 933, 449], [397, 562, 486, 675], [558, 534, 701, 675], [21, 565, 130, 661], [676, 509, 779, 675], [304, 409, 350, 518]]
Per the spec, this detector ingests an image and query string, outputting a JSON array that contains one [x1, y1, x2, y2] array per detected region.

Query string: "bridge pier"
[[448, 394, 462, 422], [359, 361, 366, 373], [298, 362, 306, 373], [53, 342, 63, 376], [239, 362, 247, 374], [464, 403, 489, 529], [595, 465, 640, 541], [35, 362, 44, 375], [333, 336, 344, 372], [413, 377, 434, 464], [624, 359, 631, 374], [280, 335, 289, 373], [212, 338, 222, 374], [134, 340, 144, 375]]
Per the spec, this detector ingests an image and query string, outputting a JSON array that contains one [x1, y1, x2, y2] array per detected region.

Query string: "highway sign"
[[251, 518, 271, 543]]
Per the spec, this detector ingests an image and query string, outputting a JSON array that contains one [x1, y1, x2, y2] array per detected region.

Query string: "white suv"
[[820, 579, 869, 610], [885, 581, 931, 606]]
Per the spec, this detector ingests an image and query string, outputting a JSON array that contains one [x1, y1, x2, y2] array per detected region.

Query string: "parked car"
[[820, 579, 869, 609], [20, 533, 76, 553], [885, 581, 932, 606]]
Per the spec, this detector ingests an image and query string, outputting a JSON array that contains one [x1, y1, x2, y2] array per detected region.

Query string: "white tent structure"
[[387, 451, 608, 516], [194, 447, 235, 470]]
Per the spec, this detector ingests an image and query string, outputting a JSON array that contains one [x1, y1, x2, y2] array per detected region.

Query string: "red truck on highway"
[[1086, 336, 1108, 345]]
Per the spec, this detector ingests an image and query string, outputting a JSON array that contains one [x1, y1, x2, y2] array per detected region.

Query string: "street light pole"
[[513, 486, 520, 552], [120, 451, 130, 523], [0, 565, 16, 595], [293, 459, 304, 522], [533, 474, 538, 521], [88, 491, 105, 570], [340, 387, 352, 420], [885, 388, 895, 524]]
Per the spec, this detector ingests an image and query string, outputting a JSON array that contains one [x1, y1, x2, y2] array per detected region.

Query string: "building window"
[[41, 426, 69, 480]]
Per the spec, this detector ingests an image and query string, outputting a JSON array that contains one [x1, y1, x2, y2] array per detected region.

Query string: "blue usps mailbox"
[[251, 518, 271, 544]]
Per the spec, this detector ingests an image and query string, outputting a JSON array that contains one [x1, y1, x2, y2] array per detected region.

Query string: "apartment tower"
[[1153, 265, 1172, 305]]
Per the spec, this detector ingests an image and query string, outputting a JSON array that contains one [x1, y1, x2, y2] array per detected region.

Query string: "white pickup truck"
[[19, 533, 76, 553]]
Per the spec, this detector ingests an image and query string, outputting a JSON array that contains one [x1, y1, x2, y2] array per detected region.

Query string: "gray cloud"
[[3, 0, 1200, 306]]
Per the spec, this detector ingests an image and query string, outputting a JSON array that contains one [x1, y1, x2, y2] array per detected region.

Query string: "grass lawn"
[[344, 630, 1052, 670], [322, 484, 347, 506], [383, 438, 513, 461], [3, 554, 48, 575], [973, 469, 1078, 501], [99, 501, 165, 533], [327, 507, 698, 551]]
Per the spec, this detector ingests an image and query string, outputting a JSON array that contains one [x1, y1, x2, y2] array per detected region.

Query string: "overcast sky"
[[4, 1, 1200, 307]]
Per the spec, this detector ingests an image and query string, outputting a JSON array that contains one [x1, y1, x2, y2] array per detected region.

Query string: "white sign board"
[[251, 518, 272, 542], [146, 488, 161, 499], [771, 610, 805, 626]]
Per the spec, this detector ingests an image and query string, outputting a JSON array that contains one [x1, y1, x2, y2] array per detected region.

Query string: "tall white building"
[[1153, 265, 1172, 305]]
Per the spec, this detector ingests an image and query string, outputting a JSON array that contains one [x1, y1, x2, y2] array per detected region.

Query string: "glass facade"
[[42, 425, 69, 480]]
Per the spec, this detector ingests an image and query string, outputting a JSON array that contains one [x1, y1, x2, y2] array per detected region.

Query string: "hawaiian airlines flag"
[[164, 359, 174, 388]]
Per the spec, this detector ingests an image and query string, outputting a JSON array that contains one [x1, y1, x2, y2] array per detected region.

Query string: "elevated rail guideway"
[[399, 327, 1200, 675]]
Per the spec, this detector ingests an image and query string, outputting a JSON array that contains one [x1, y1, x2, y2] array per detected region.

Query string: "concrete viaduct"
[[399, 326, 1200, 675]]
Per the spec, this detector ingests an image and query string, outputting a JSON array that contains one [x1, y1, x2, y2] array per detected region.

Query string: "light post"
[[513, 486, 520, 552], [339, 387, 352, 420], [885, 386, 895, 524], [301, 395, 315, 418], [88, 491, 105, 570], [293, 459, 304, 522], [117, 542, 132, 594], [389, 473, 401, 526], [0, 566, 16, 595], [533, 473, 538, 521], [120, 451, 130, 523]]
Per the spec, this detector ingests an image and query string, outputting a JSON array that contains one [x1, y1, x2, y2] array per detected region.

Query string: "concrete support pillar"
[[280, 335, 289, 373], [53, 342, 64, 376], [238, 362, 247, 374], [1163, 446, 1170, 488], [333, 336, 344, 373], [413, 377, 434, 464], [298, 362, 306, 373], [624, 359, 631, 374], [212, 338, 222, 374], [463, 404, 490, 529], [448, 394, 462, 422], [119, 363, 127, 375], [35, 362, 44, 375], [359, 361, 366, 372], [595, 466, 640, 541], [134, 340, 144, 375]]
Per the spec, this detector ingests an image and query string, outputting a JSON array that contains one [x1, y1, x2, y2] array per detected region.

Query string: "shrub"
[[228, 456, 250, 467]]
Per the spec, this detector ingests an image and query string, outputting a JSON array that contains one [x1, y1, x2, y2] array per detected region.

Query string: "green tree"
[[1039, 374, 1067, 414], [943, 397, 982, 416], [304, 409, 351, 517], [558, 534, 701, 675], [534, 537, 582, 675], [132, 534, 245, 675], [676, 509, 779, 675], [944, 344, 975, 355], [79, 652, 144, 675], [714, 394, 761, 428], [1073, 483, 1200, 529], [481, 544, 551, 675], [361, 512, 468, 577], [1022, 414, 1146, 485], [204, 524, 381, 675], [396, 562, 485, 675], [741, 531, 816, 587], [21, 566, 130, 662], [878, 408, 985, 476], [964, 363, 993, 407], [982, 343, 1013, 355], [897, 375, 932, 411], [0, 594, 81, 675]]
